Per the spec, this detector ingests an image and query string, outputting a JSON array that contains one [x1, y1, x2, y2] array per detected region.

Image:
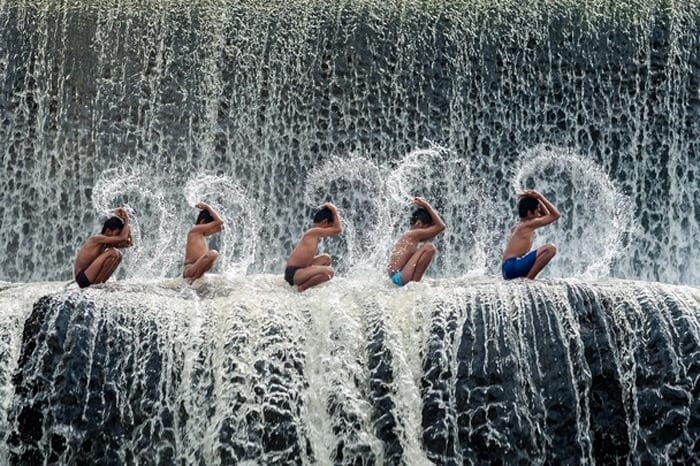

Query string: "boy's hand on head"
[[115, 207, 128, 220], [414, 197, 428, 207], [518, 190, 540, 199], [117, 233, 134, 248]]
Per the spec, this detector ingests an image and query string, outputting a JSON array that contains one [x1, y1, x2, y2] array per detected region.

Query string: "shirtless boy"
[[502, 189, 560, 280], [285, 202, 342, 292], [387, 197, 446, 286], [183, 202, 224, 280], [74, 208, 133, 288]]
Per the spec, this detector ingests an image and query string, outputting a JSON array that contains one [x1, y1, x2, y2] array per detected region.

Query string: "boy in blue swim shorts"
[[387, 197, 446, 286], [502, 190, 560, 279]]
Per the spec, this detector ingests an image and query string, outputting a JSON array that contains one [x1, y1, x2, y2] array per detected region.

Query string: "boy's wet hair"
[[196, 209, 215, 224], [518, 196, 540, 218], [101, 216, 124, 234], [410, 208, 433, 226], [313, 207, 334, 224]]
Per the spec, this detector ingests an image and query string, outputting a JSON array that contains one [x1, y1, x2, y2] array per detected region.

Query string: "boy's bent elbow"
[[429, 224, 445, 237]]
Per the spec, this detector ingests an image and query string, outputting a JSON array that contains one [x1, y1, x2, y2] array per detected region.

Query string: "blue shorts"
[[390, 271, 404, 287], [502, 250, 538, 280]]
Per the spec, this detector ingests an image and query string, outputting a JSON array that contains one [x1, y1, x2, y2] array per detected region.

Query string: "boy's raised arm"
[[93, 208, 132, 246], [191, 202, 225, 235], [412, 197, 446, 240], [325, 202, 342, 235], [537, 193, 560, 220], [307, 202, 342, 238], [198, 202, 224, 224], [114, 208, 133, 247], [519, 190, 560, 228]]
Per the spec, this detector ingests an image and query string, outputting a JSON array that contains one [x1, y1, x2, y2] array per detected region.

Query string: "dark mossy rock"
[[9, 294, 169, 465], [6, 281, 700, 464], [7, 292, 309, 465]]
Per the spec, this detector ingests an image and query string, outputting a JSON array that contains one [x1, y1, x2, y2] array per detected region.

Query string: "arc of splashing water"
[[184, 174, 259, 276], [93, 168, 179, 279], [304, 147, 496, 278], [512, 145, 634, 278], [387, 146, 498, 276], [303, 155, 393, 273], [386, 145, 457, 205]]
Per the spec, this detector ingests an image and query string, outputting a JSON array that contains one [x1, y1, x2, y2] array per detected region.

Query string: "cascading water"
[[0, 0, 698, 464], [3, 278, 700, 464], [1, 0, 698, 283]]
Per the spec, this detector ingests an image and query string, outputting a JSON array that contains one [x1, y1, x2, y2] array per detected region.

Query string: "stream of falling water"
[[1, 275, 698, 464], [0, 0, 697, 284], [0, 0, 699, 464]]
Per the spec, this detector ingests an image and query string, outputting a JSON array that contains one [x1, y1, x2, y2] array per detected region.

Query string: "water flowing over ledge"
[[1, 276, 698, 464]]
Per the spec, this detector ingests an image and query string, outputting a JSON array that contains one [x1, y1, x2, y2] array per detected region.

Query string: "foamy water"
[[0, 1, 698, 463], [2, 274, 699, 463]]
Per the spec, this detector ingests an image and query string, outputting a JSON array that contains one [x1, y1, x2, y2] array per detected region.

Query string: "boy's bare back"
[[183, 202, 224, 280], [387, 233, 421, 274], [184, 230, 210, 265], [286, 231, 323, 268], [502, 222, 536, 261]]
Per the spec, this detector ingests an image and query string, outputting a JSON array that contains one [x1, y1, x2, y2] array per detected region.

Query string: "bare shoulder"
[[400, 230, 416, 240], [292, 229, 317, 248], [397, 230, 420, 245], [514, 221, 534, 233], [86, 234, 107, 245], [76, 236, 102, 259], [303, 227, 324, 239]]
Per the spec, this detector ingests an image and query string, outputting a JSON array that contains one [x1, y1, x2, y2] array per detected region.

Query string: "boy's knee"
[[208, 250, 219, 260], [108, 248, 122, 261], [544, 244, 557, 257], [423, 242, 437, 253]]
